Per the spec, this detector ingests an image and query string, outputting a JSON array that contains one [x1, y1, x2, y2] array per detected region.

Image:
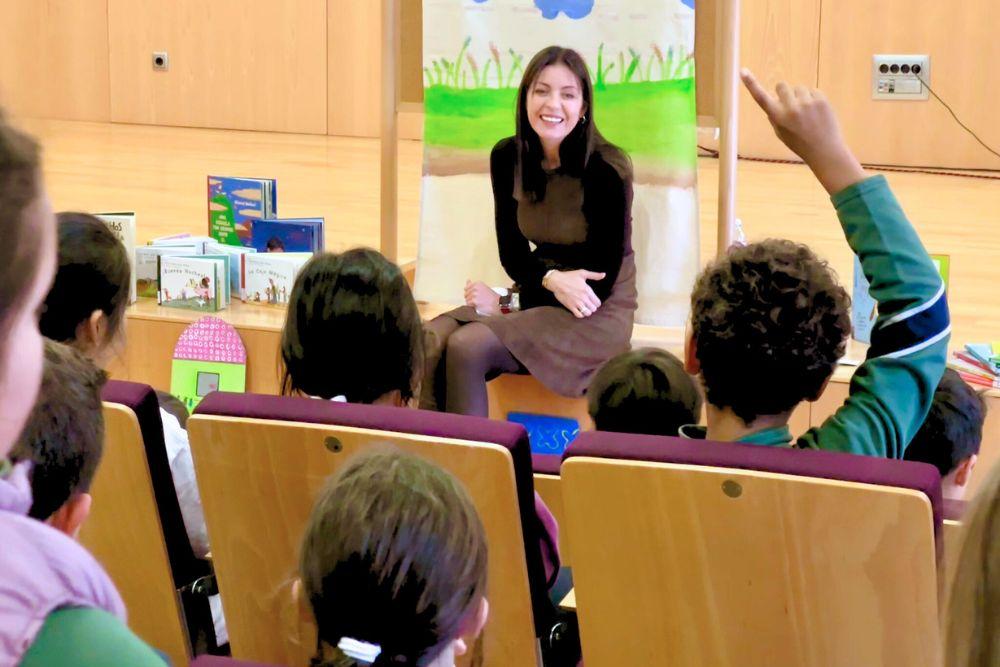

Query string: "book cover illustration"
[[207, 175, 277, 247], [158, 256, 224, 312], [196, 254, 232, 306], [170, 316, 247, 411], [243, 253, 311, 306], [249, 218, 324, 254], [136, 245, 199, 298], [205, 242, 256, 298], [96, 212, 137, 303], [855, 252, 950, 344], [852, 255, 877, 344]]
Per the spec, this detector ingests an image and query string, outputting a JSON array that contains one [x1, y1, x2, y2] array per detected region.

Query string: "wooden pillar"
[[380, 0, 400, 262], [716, 0, 741, 256]]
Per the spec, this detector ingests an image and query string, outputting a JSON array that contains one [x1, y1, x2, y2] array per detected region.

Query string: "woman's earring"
[[580, 114, 588, 124]]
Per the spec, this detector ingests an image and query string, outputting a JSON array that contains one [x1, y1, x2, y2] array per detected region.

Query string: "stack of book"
[[206, 174, 324, 253], [96, 212, 137, 303], [949, 343, 1000, 390], [97, 174, 322, 312], [146, 233, 312, 309]]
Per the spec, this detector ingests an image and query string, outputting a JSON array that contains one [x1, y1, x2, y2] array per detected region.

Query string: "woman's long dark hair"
[[515, 46, 631, 202]]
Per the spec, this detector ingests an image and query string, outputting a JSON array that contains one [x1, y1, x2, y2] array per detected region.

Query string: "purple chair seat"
[[195, 391, 556, 635], [532, 453, 562, 475], [563, 431, 944, 551]]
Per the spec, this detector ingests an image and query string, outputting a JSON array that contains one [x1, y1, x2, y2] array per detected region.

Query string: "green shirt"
[[678, 424, 793, 447], [796, 175, 949, 458], [20, 608, 167, 666]]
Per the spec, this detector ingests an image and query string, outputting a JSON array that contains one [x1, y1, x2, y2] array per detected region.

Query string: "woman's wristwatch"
[[499, 289, 520, 314], [491, 287, 520, 314]]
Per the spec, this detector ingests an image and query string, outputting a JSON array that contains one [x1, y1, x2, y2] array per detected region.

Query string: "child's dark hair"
[[281, 248, 423, 404], [588, 348, 702, 436], [0, 109, 43, 351], [300, 449, 488, 667], [690, 239, 851, 424], [39, 212, 130, 344], [904, 368, 986, 476], [11, 339, 108, 520]]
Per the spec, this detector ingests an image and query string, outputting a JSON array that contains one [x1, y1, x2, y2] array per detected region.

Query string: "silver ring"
[[580, 306, 590, 315]]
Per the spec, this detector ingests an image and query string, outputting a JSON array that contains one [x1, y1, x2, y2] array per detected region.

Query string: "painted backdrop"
[[415, 0, 699, 326]]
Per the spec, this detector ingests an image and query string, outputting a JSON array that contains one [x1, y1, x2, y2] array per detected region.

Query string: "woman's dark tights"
[[423, 316, 523, 417]]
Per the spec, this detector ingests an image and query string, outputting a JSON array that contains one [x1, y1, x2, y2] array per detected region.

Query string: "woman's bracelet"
[[542, 269, 556, 290]]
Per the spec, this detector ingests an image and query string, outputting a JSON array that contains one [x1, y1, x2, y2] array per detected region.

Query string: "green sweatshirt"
[[796, 175, 950, 458], [20, 608, 167, 666]]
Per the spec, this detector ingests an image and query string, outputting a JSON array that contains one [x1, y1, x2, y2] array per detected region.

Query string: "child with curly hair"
[[681, 71, 950, 458]]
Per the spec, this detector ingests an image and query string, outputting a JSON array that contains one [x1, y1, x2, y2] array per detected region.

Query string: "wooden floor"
[[22, 117, 1000, 346]]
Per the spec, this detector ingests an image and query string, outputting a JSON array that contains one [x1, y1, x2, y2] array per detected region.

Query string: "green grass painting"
[[424, 78, 696, 167]]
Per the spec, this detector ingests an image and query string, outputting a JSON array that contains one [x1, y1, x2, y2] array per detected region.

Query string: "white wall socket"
[[152, 51, 169, 71], [872, 54, 929, 100]]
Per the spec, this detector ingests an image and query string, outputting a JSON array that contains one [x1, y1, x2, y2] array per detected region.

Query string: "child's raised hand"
[[741, 68, 866, 195]]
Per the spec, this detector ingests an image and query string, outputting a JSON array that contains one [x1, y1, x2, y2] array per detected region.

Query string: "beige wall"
[[0, 0, 110, 122], [817, 0, 1000, 169], [107, 0, 327, 134], [1, 0, 997, 167]]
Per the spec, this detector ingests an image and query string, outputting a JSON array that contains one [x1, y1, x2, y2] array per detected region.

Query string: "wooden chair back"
[[79, 402, 190, 666], [561, 456, 941, 666], [187, 413, 539, 666]]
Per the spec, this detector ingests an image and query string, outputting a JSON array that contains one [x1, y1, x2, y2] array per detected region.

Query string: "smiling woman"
[[422, 46, 638, 417]]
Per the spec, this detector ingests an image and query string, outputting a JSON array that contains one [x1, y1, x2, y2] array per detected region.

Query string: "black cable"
[[914, 72, 1000, 162]]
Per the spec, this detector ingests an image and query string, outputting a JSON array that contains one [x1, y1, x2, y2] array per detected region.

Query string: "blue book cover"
[[250, 218, 324, 254], [506, 412, 580, 456], [852, 255, 877, 344], [207, 175, 277, 247]]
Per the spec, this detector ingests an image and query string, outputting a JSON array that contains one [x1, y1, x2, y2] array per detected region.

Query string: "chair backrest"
[[98, 380, 204, 585], [190, 657, 280, 667], [561, 431, 943, 667], [189, 392, 547, 667], [78, 384, 190, 666]]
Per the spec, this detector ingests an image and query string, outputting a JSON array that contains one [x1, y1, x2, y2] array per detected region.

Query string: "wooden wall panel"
[[737, 0, 822, 159], [400, 0, 424, 105], [108, 0, 327, 134], [693, 0, 718, 123], [328, 0, 381, 138], [0, 0, 110, 122], [818, 0, 1000, 169]]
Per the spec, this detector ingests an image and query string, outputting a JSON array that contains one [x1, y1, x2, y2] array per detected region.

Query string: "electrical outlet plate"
[[872, 54, 929, 100], [152, 51, 169, 71]]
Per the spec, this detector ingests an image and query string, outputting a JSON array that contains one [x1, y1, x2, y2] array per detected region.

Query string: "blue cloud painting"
[[472, 0, 690, 19], [534, 0, 595, 19]]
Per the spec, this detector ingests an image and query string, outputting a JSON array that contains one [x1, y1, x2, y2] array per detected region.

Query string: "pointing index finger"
[[740, 68, 779, 117]]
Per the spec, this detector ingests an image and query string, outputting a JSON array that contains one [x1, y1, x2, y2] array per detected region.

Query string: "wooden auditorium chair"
[[560, 431, 945, 667], [79, 380, 217, 666], [190, 657, 279, 667], [942, 497, 968, 594], [187, 392, 558, 666]]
